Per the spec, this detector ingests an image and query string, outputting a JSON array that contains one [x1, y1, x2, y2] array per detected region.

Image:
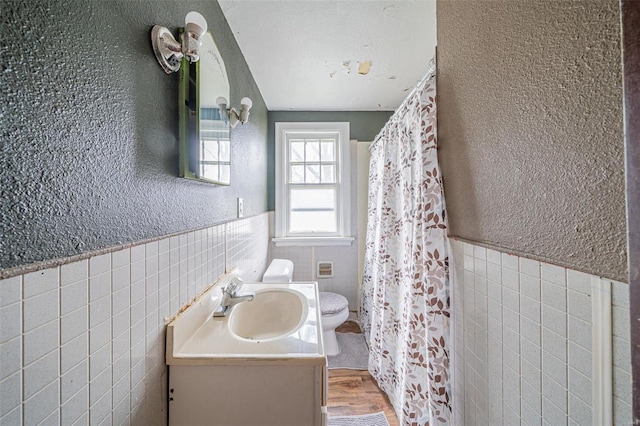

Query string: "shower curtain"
[[360, 64, 450, 425]]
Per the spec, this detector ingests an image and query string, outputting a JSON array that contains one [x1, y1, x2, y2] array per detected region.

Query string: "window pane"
[[290, 211, 337, 233], [290, 165, 305, 183], [290, 141, 305, 162], [202, 140, 219, 161], [219, 165, 230, 183], [219, 140, 230, 162], [321, 165, 335, 183], [305, 139, 320, 161], [290, 187, 335, 210], [305, 165, 320, 183], [321, 140, 335, 161], [201, 164, 219, 180]]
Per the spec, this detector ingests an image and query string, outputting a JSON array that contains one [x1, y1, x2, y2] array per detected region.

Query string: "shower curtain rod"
[[369, 58, 436, 151]]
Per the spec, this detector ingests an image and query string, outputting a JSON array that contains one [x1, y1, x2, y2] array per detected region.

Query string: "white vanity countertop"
[[166, 277, 326, 366]]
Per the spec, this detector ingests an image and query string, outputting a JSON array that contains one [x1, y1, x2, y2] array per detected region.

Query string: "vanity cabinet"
[[169, 361, 327, 425]]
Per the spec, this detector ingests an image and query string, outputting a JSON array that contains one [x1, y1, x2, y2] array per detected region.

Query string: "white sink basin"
[[166, 278, 324, 363], [228, 288, 308, 342]]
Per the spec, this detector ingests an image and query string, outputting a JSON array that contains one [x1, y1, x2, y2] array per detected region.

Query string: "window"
[[199, 117, 230, 183], [274, 122, 353, 246]]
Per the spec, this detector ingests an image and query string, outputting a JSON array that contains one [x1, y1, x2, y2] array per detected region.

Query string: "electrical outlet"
[[237, 198, 244, 218]]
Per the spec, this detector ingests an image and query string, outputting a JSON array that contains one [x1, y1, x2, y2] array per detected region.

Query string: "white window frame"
[[274, 122, 353, 247]]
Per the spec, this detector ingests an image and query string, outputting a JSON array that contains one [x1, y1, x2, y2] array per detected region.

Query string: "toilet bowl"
[[262, 259, 349, 356], [318, 291, 349, 356]]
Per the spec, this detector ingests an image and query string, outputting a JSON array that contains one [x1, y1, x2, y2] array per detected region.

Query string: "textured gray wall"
[[437, 0, 626, 281], [267, 111, 392, 210], [0, 0, 268, 271]]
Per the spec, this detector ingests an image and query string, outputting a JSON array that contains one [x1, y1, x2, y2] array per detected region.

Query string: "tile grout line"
[[20, 273, 25, 425], [564, 268, 569, 422], [58, 265, 63, 425]]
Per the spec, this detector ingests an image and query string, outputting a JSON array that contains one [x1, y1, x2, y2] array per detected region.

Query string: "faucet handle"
[[226, 277, 243, 295]]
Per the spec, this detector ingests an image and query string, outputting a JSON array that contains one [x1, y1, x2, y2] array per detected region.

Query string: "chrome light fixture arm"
[[151, 11, 208, 74], [151, 26, 183, 73]]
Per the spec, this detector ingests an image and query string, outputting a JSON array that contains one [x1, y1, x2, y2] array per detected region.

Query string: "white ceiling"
[[219, 0, 437, 111]]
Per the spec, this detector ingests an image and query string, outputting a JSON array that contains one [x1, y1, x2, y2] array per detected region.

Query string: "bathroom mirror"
[[179, 31, 231, 185]]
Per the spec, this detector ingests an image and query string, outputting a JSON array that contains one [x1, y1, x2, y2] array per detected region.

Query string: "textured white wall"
[[220, 0, 437, 110]]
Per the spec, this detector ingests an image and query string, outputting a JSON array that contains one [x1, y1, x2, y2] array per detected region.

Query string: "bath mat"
[[328, 412, 390, 426], [327, 333, 369, 370]]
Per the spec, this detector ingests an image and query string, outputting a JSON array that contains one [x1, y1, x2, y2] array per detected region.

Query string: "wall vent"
[[316, 261, 334, 278]]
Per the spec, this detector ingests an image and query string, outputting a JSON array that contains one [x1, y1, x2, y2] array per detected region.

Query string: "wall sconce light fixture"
[[151, 11, 208, 74], [216, 96, 253, 128]]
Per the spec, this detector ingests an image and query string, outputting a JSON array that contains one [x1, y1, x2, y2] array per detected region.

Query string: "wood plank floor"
[[327, 321, 400, 426]]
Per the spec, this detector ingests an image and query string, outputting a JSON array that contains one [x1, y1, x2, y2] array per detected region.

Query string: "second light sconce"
[[151, 12, 253, 127], [216, 96, 253, 128]]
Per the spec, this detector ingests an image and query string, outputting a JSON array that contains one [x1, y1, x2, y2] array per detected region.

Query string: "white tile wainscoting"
[[267, 212, 359, 311], [268, 244, 359, 311], [0, 213, 269, 426], [450, 239, 632, 425]]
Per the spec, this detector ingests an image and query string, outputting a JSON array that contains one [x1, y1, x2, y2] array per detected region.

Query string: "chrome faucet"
[[213, 277, 255, 317]]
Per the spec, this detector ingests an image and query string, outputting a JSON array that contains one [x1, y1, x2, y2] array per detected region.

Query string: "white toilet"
[[262, 259, 349, 356]]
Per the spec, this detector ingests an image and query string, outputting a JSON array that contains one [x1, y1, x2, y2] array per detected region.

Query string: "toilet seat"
[[319, 292, 349, 316]]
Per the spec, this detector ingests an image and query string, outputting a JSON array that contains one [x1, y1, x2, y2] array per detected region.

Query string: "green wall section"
[[0, 0, 269, 271], [267, 111, 393, 210]]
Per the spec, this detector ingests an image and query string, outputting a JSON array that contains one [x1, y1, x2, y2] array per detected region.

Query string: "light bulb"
[[185, 11, 207, 37], [239, 97, 252, 124], [240, 97, 253, 109], [216, 97, 228, 108]]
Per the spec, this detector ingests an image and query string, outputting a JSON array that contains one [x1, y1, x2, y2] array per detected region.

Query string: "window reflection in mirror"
[[179, 31, 231, 185], [199, 118, 230, 183]]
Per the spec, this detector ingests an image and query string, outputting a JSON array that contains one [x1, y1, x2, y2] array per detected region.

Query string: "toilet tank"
[[262, 259, 294, 282]]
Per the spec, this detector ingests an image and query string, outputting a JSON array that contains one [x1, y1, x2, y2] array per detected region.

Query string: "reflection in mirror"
[[179, 31, 231, 185], [199, 118, 231, 183]]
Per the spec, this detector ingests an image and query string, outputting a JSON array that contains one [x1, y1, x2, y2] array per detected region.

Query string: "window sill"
[[272, 237, 354, 247]]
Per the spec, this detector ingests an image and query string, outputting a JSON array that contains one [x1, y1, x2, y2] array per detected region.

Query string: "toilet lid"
[[319, 292, 348, 315]]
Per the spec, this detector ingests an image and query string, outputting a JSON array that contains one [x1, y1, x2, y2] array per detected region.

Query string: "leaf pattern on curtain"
[[360, 71, 451, 426]]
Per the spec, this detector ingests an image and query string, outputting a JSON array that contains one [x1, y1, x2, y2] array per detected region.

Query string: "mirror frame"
[[178, 32, 231, 186]]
